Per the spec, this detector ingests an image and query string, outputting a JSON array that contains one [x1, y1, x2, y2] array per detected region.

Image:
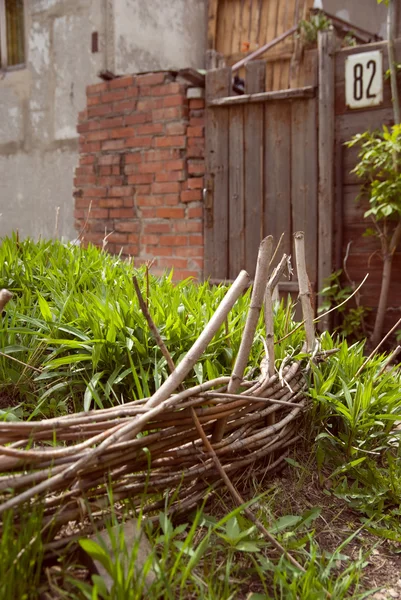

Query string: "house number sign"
[[345, 50, 383, 109]]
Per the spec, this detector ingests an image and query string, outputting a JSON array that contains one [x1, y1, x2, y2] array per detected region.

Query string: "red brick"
[[189, 99, 205, 110], [86, 130, 109, 142], [98, 176, 124, 186], [99, 198, 124, 208], [142, 234, 160, 245], [87, 95, 101, 107], [187, 177, 203, 189], [134, 123, 164, 135], [154, 136, 186, 148], [122, 244, 140, 255], [74, 175, 97, 186], [125, 153, 142, 164], [80, 155, 95, 165], [153, 107, 188, 122], [88, 105, 113, 118], [87, 82, 108, 95], [188, 161, 205, 176], [144, 222, 171, 234], [189, 235, 203, 246], [187, 139, 204, 158], [172, 270, 199, 280], [75, 165, 95, 175], [136, 195, 165, 207], [141, 208, 158, 218], [151, 83, 183, 96], [109, 75, 135, 89], [124, 164, 138, 175], [113, 100, 137, 113], [174, 220, 202, 232], [98, 117, 124, 129], [187, 126, 204, 137], [136, 72, 166, 86], [165, 122, 187, 135], [124, 136, 153, 148], [98, 155, 121, 166], [81, 142, 101, 153], [107, 232, 129, 244], [144, 149, 181, 161], [181, 190, 202, 203], [152, 182, 180, 194], [125, 113, 152, 125], [114, 220, 140, 233], [177, 245, 204, 258], [189, 117, 205, 127], [127, 233, 139, 242], [109, 127, 135, 139], [108, 186, 134, 197], [88, 208, 109, 218], [139, 159, 185, 174], [156, 208, 185, 219], [147, 245, 173, 256], [163, 95, 186, 108], [155, 171, 185, 183], [75, 197, 92, 208], [109, 208, 135, 218], [99, 166, 112, 175], [112, 166, 120, 175], [78, 109, 88, 122], [137, 98, 164, 112], [188, 206, 203, 218], [74, 209, 85, 219], [101, 90, 126, 103], [127, 174, 153, 184], [125, 87, 139, 99], [159, 257, 188, 269], [101, 139, 125, 151], [85, 187, 107, 197], [123, 196, 137, 206], [159, 235, 188, 246]]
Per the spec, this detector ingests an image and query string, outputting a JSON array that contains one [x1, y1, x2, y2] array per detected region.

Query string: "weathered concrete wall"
[[0, 0, 106, 240], [314, 0, 388, 38], [113, 0, 206, 74], [0, 0, 207, 241]]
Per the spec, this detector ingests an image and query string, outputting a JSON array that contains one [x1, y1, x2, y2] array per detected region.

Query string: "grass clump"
[[0, 236, 302, 419]]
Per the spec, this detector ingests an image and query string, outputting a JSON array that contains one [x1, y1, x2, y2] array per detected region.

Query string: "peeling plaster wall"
[[0, 0, 106, 240], [113, 0, 206, 74], [0, 0, 206, 240]]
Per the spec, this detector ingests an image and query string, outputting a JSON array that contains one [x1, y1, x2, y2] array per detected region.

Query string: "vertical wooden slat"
[[244, 61, 266, 276], [317, 30, 335, 327], [231, 0, 242, 56], [291, 98, 318, 287], [207, 0, 219, 49], [264, 101, 292, 264], [204, 67, 232, 280], [228, 104, 245, 278]]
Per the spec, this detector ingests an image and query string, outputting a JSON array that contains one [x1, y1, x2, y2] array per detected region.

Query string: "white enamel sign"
[[345, 50, 383, 109]]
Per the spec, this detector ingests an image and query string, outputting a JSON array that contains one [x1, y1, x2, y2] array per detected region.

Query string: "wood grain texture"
[[264, 101, 292, 266], [244, 61, 266, 276], [228, 105, 245, 278], [204, 67, 232, 280], [291, 98, 318, 285], [317, 31, 335, 327]]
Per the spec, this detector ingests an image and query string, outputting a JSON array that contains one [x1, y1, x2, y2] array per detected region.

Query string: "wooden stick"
[[212, 237, 274, 442], [294, 232, 315, 352], [191, 408, 305, 572], [145, 269, 251, 409]]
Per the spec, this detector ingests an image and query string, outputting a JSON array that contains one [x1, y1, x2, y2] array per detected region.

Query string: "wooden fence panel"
[[228, 105, 245, 279], [264, 101, 292, 264]]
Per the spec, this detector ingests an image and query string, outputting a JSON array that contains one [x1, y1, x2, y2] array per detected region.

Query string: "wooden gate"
[[204, 60, 320, 297]]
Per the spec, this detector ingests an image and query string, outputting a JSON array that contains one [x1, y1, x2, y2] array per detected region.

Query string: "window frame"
[[0, 0, 26, 71]]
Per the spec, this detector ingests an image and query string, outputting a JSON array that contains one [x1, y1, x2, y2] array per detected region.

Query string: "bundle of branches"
[[0, 232, 316, 539]]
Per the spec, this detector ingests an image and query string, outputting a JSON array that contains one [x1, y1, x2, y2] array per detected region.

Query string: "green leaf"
[[79, 539, 113, 575]]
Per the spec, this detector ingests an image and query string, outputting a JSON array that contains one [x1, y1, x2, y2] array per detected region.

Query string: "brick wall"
[[74, 71, 205, 279]]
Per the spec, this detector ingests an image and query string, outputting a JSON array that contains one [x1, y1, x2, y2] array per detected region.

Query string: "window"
[[0, 0, 25, 69]]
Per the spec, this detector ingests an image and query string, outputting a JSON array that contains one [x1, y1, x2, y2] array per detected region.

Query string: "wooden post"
[[244, 61, 266, 277], [204, 67, 232, 280], [317, 30, 335, 330]]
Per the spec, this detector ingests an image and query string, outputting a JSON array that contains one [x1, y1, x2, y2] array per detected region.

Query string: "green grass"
[[2, 235, 401, 597], [0, 235, 303, 419]]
